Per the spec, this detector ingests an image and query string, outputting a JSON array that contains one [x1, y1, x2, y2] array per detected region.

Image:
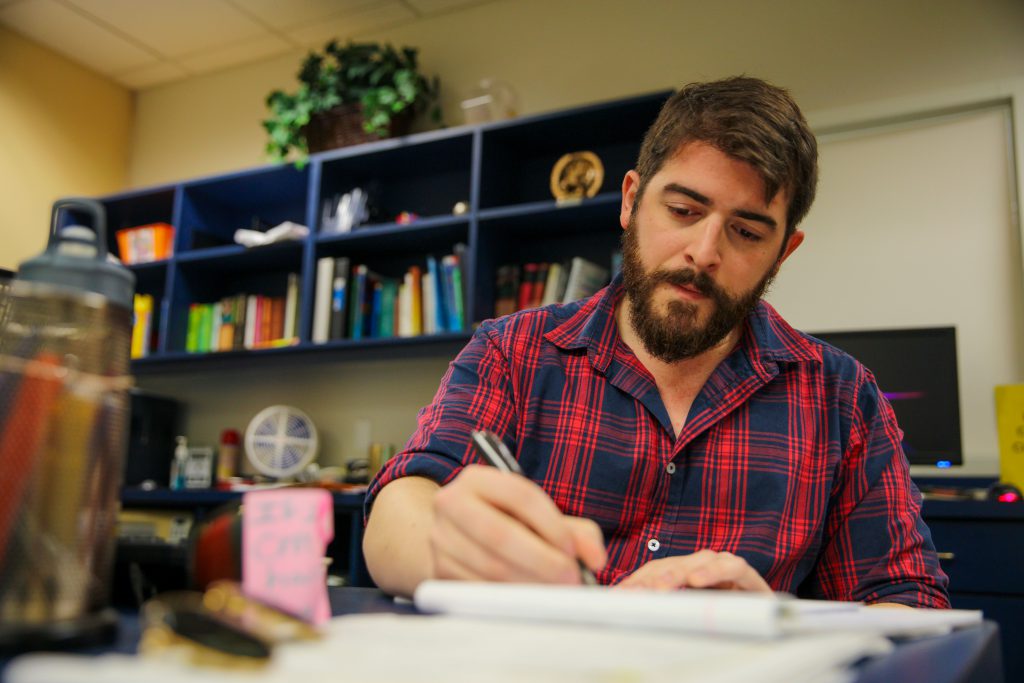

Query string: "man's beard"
[[620, 216, 776, 363]]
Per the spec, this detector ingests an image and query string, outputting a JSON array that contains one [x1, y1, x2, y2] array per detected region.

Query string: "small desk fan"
[[244, 405, 319, 479]]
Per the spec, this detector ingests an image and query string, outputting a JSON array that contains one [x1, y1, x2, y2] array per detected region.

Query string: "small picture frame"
[[183, 447, 216, 489]]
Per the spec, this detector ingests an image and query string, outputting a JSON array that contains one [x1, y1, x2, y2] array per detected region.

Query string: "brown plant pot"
[[303, 103, 413, 154]]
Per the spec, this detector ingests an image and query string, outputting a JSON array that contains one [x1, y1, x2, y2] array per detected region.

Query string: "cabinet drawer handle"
[[936, 552, 956, 562]]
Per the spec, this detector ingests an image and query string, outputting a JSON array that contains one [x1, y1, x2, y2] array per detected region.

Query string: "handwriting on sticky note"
[[242, 489, 333, 624]]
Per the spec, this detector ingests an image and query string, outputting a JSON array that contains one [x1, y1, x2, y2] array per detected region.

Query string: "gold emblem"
[[550, 151, 604, 201]]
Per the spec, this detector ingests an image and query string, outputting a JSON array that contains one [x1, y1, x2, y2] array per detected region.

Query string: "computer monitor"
[[809, 327, 963, 468]]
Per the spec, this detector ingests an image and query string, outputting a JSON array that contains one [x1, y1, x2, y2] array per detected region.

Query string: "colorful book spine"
[[349, 264, 368, 340], [131, 293, 153, 359]]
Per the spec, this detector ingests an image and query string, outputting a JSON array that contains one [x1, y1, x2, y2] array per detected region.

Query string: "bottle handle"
[[49, 197, 108, 261]]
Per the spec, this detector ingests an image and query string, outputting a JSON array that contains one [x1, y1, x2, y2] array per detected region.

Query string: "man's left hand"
[[617, 550, 772, 592]]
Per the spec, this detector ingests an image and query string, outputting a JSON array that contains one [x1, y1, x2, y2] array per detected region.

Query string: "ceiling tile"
[[286, 0, 415, 46], [62, 0, 269, 57], [0, 0, 156, 72], [228, 0, 380, 30], [112, 60, 189, 89], [404, 0, 489, 15], [176, 33, 293, 74]]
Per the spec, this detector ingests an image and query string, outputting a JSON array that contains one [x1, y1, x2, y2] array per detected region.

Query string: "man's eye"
[[734, 225, 762, 242], [668, 206, 697, 218]]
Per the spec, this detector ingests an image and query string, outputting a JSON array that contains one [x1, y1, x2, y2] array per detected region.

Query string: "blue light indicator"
[[936, 460, 952, 468]]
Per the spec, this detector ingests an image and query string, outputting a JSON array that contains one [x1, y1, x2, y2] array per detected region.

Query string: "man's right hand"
[[430, 465, 607, 584]]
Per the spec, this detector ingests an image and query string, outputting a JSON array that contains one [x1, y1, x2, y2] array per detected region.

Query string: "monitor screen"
[[809, 327, 963, 468]]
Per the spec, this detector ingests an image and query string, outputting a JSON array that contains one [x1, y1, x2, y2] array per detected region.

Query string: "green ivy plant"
[[263, 40, 441, 165]]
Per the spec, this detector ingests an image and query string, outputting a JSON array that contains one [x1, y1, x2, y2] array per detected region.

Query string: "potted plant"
[[263, 40, 441, 165]]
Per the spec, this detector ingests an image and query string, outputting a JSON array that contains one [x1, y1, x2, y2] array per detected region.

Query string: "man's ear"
[[773, 230, 805, 274], [620, 170, 640, 230]]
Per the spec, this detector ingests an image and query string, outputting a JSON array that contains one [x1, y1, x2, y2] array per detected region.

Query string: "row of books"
[[184, 273, 300, 353], [494, 256, 610, 317], [312, 249, 466, 343]]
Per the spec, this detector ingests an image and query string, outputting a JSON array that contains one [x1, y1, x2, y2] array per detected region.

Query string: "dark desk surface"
[[2, 587, 1003, 683]]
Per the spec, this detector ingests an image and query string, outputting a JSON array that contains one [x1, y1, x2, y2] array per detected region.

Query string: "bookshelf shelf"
[[95, 90, 672, 370]]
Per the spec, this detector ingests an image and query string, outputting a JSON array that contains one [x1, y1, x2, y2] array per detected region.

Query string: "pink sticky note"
[[242, 488, 334, 624]]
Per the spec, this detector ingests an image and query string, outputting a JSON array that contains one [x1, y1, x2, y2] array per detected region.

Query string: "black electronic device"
[[811, 326, 963, 468], [125, 389, 183, 487]]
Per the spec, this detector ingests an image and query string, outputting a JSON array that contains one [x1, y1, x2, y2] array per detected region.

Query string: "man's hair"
[[635, 76, 818, 236]]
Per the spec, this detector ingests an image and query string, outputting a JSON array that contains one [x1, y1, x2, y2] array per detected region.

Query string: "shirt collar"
[[545, 274, 821, 373]]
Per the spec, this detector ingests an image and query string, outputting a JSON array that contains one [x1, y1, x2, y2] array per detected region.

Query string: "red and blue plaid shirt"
[[367, 278, 950, 607]]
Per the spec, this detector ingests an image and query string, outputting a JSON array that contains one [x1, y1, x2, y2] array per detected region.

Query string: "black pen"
[[470, 429, 598, 586]]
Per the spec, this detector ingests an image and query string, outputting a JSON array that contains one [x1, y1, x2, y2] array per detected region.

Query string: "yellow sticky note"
[[994, 385, 1024, 490]]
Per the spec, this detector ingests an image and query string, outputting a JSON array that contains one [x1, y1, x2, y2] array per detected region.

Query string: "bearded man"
[[362, 77, 950, 608]]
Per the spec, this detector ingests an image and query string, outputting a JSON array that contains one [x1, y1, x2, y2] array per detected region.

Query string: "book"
[[528, 262, 548, 308], [541, 261, 568, 306], [413, 581, 982, 639], [453, 242, 469, 318], [185, 303, 200, 353], [398, 278, 412, 337], [209, 301, 222, 352], [283, 272, 299, 341], [131, 293, 153, 359], [348, 264, 368, 340], [440, 255, 463, 330], [420, 270, 436, 335], [517, 262, 538, 311], [368, 280, 383, 338], [379, 278, 399, 338], [408, 265, 423, 336], [270, 296, 285, 342], [330, 257, 350, 340], [425, 255, 447, 333], [218, 296, 236, 351], [494, 264, 519, 318], [197, 303, 213, 353], [243, 295, 258, 349], [232, 294, 246, 351], [561, 256, 609, 304], [312, 256, 335, 343]]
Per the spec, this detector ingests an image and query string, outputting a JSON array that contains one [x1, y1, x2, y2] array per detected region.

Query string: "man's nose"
[[684, 218, 724, 272]]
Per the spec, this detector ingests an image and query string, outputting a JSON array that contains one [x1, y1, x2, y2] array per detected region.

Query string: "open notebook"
[[414, 580, 981, 639]]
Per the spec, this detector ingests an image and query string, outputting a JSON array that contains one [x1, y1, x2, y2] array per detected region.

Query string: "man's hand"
[[617, 550, 771, 592], [431, 465, 606, 584]]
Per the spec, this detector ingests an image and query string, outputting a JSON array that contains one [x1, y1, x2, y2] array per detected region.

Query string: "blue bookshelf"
[[97, 89, 673, 370]]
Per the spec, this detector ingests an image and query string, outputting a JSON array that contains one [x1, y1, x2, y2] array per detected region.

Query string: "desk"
[[922, 498, 1024, 683], [1, 587, 1003, 683]]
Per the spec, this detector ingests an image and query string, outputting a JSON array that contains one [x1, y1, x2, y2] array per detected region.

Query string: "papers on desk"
[[414, 580, 983, 639], [6, 584, 982, 683], [7, 614, 893, 683]]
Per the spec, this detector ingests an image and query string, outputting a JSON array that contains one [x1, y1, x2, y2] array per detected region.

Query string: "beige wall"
[[0, 25, 132, 270], [128, 0, 1024, 187]]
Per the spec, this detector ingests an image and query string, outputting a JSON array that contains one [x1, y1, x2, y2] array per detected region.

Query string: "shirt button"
[[666, 462, 676, 475], [647, 538, 660, 552]]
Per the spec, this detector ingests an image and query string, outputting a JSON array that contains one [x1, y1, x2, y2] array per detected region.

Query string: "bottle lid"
[[17, 198, 135, 309], [220, 429, 241, 445]]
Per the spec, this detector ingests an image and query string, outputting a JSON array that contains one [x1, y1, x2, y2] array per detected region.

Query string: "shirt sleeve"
[[803, 367, 950, 608], [364, 320, 518, 514]]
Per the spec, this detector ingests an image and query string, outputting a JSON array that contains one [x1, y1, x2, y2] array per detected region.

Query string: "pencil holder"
[[0, 198, 134, 653]]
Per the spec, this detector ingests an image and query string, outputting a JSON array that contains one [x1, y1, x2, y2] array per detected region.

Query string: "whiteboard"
[[766, 105, 1022, 474]]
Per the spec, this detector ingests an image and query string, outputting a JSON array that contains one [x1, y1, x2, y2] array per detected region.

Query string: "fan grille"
[[244, 405, 318, 478]]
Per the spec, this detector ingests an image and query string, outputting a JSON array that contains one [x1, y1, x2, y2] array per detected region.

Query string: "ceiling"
[[0, 0, 495, 90]]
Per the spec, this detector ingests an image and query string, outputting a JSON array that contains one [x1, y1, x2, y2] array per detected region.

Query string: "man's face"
[[618, 142, 804, 363]]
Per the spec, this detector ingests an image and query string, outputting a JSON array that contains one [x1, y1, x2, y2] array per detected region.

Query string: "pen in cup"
[[469, 429, 598, 586]]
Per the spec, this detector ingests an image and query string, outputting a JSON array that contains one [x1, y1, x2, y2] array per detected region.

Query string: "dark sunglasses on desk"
[[139, 580, 320, 669]]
